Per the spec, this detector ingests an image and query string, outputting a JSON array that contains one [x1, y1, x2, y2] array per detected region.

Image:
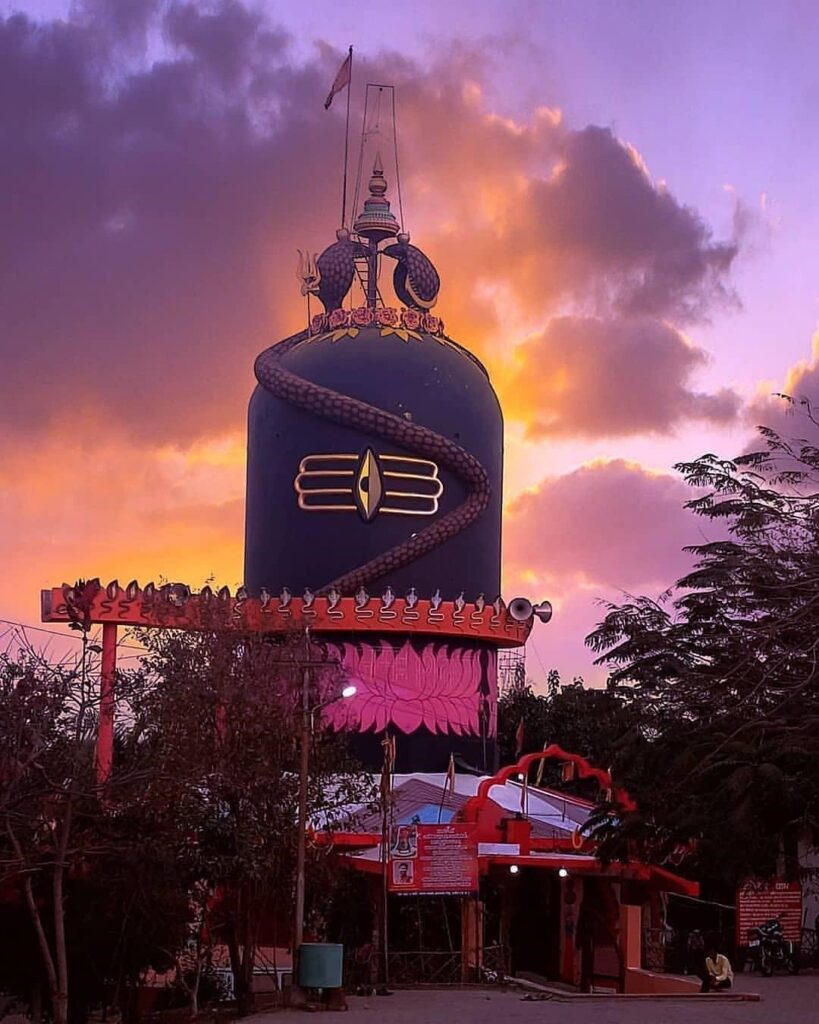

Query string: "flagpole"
[[341, 45, 353, 228], [379, 731, 393, 990], [381, 780, 389, 987], [437, 753, 454, 824]]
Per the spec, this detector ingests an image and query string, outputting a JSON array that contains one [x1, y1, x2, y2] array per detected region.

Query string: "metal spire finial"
[[369, 152, 387, 196], [353, 153, 399, 242]]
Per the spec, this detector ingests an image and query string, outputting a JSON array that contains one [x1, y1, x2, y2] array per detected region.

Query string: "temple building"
[[41, 130, 700, 997]]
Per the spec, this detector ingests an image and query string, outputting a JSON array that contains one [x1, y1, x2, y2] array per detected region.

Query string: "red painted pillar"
[[96, 622, 117, 784]]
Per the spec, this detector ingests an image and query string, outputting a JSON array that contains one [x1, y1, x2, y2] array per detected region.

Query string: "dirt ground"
[[246, 974, 819, 1024]]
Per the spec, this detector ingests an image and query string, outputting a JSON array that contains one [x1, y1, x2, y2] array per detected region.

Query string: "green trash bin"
[[298, 942, 344, 989]]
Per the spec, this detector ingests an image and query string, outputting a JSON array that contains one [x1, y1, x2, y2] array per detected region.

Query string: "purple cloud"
[[507, 316, 740, 439], [0, 2, 742, 447], [504, 459, 698, 591]]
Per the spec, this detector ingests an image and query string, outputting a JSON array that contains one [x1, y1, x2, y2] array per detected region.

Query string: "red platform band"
[[41, 583, 531, 647]]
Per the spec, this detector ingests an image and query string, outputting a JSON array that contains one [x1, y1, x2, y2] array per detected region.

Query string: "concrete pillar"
[[96, 622, 117, 784], [461, 897, 484, 981], [620, 904, 642, 970]]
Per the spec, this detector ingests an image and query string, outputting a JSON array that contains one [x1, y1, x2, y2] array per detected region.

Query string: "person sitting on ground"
[[701, 946, 733, 992]]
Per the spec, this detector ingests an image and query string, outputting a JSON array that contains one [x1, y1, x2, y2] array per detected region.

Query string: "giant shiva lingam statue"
[[244, 152, 551, 771], [40, 143, 551, 778]]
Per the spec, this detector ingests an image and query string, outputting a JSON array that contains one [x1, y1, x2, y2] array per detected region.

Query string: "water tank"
[[298, 942, 344, 989]]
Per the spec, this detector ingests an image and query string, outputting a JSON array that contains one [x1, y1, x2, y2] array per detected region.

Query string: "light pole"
[[293, 626, 356, 992]]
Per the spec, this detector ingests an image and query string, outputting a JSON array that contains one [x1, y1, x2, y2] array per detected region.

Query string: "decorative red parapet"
[[41, 581, 531, 646], [44, 579, 531, 786], [44, 579, 535, 788], [460, 743, 638, 823]]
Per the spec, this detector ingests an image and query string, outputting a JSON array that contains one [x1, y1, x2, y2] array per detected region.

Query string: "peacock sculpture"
[[316, 229, 368, 312], [296, 155, 441, 313], [383, 233, 440, 310]]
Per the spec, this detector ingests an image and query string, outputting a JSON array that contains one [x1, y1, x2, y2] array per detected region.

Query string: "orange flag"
[[324, 48, 352, 110]]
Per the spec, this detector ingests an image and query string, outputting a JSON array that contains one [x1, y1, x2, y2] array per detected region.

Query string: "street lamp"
[[293, 637, 356, 993]]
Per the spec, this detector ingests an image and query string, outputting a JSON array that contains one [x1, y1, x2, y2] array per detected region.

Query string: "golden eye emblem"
[[356, 448, 384, 521], [294, 451, 443, 519]]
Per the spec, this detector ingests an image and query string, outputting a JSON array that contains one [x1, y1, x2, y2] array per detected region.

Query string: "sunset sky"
[[2, 0, 819, 684]]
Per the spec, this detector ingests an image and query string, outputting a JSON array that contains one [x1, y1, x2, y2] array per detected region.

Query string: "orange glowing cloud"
[[503, 316, 740, 439], [746, 324, 819, 438], [0, 429, 245, 626]]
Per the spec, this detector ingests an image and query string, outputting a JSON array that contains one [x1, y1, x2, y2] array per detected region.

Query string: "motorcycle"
[[749, 916, 799, 976]]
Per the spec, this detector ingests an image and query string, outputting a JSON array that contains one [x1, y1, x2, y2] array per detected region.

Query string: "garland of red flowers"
[[310, 306, 445, 336]]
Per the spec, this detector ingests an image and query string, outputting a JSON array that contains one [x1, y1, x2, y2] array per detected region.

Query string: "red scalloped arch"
[[460, 743, 637, 823]]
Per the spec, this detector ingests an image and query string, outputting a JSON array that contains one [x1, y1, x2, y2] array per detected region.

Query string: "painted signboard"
[[736, 879, 802, 944], [388, 823, 478, 895]]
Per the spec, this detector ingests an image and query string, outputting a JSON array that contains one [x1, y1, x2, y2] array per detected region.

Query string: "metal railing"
[[799, 928, 818, 967], [344, 945, 510, 986], [482, 944, 511, 982], [388, 950, 463, 984]]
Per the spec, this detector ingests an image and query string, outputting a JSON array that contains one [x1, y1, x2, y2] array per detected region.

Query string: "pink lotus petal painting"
[[325, 639, 497, 738]]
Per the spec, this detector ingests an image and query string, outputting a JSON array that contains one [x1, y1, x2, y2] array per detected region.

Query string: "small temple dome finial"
[[354, 152, 399, 242]]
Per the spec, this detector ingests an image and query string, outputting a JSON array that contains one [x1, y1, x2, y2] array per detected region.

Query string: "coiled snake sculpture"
[[254, 331, 491, 595]]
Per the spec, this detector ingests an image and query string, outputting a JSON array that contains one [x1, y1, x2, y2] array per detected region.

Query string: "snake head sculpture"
[[383, 233, 440, 311]]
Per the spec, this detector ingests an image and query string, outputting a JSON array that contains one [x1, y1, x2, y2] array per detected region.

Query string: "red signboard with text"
[[736, 880, 802, 944], [388, 823, 478, 895]]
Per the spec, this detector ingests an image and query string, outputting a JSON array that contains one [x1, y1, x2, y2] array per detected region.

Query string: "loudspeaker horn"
[[508, 597, 534, 621], [533, 600, 553, 624]]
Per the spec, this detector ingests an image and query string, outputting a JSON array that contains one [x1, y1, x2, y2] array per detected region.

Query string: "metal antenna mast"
[[351, 84, 403, 309]]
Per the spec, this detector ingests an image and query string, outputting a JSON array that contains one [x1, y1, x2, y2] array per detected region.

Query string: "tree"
[[129, 618, 371, 1014], [586, 401, 819, 881], [1, 593, 372, 1022], [66, 807, 194, 1024], [0, 584, 145, 1024], [497, 673, 640, 795]]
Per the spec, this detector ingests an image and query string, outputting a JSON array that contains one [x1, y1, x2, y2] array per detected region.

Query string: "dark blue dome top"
[[244, 325, 503, 600]]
